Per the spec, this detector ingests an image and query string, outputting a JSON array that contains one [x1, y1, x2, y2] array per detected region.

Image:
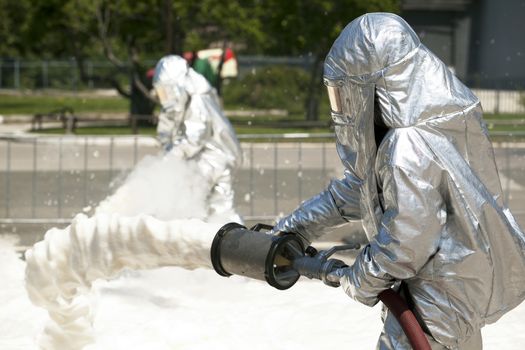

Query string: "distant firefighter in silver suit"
[[273, 13, 525, 349], [153, 55, 242, 222]]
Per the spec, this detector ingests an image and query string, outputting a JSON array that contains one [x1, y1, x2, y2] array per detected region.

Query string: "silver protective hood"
[[153, 55, 242, 168], [153, 56, 190, 118], [275, 13, 525, 348]]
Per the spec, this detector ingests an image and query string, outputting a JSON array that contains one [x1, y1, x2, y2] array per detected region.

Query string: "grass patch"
[[485, 124, 525, 132], [30, 112, 525, 136], [34, 125, 156, 135], [484, 113, 525, 120], [10, 90, 524, 138], [234, 126, 330, 134], [32, 124, 332, 136], [0, 93, 129, 115]]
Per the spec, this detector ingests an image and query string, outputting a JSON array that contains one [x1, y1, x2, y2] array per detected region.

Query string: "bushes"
[[222, 65, 310, 114]]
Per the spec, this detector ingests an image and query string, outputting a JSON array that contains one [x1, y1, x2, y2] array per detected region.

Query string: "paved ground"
[[0, 121, 32, 134]]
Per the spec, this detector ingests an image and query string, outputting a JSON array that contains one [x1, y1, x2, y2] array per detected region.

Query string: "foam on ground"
[[25, 214, 222, 349]]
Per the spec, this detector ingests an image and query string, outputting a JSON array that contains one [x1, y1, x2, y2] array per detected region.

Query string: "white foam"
[[25, 213, 222, 349], [0, 237, 47, 349], [95, 151, 211, 221], [0, 235, 519, 349], [23, 144, 245, 349]]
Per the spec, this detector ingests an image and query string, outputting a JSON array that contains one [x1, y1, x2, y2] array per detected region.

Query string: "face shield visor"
[[325, 77, 381, 239], [154, 82, 189, 113], [325, 78, 376, 180], [327, 84, 343, 114]]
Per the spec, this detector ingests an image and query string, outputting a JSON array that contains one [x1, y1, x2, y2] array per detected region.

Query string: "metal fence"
[[1, 58, 523, 114], [1, 133, 525, 245], [0, 134, 343, 225], [0, 57, 314, 90], [472, 89, 525, 114]]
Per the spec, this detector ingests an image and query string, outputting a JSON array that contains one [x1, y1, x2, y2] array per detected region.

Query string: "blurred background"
[[1, 0, 524, 248]]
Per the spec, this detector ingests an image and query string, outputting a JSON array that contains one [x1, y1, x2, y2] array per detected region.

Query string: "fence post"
[[131, 115, 138, 134], [322, 142, 327, 183], [273, 141, 279, 216], [65, 113, 76, 134], [505, 142, 510, 204], [32, 138, 37, 218], [133, 136, 138, 165], [109, 137, 114, 181], [495, 89, 501, 114], [42, 61, 49, 88], [88, 61, 94, 89], [70, 58, 77, 91], [58, 138, 63, 218], [298, 142, 303, 203], [249, 143, 254, 217], [14, 59, 20, 89], [83, 137, 88, 208], [0, 60, 3, 88], [5, 140, 11, 218]]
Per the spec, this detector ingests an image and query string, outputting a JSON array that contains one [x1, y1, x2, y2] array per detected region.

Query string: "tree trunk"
[[130, 84, 155, 118], [130, 68, 155, 129], [164, 0, 174, 54], [305, 55, 324, 121]]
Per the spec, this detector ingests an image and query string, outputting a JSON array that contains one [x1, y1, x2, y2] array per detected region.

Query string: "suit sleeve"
[[340, 164, 445, 306], [177, 96, 212, 158], [273, 170, 362, 243], [156, 110, 176, 148]]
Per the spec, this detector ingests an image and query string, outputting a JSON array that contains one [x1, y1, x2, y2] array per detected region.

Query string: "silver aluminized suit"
[[274, 13, 525, 349], [153, 55, 242, 222]]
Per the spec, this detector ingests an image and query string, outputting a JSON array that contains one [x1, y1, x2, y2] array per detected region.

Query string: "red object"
[[146, 68, 155, 79], [378, 289, 432, 350], [183, 51, 194, 62], [224, 48, 235, 61]]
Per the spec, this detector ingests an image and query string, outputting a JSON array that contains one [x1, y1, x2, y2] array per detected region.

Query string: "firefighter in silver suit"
[[153, 55, 242, 222], [273, 13, 525, 349]]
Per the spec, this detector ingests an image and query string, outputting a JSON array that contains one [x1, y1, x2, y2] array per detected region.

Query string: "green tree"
[[261, 0, 399, 120], [15, 0, 266, 119], [2, 0, 399, 122], [20, 0, 164, 118], [0, 0, 33, 57]]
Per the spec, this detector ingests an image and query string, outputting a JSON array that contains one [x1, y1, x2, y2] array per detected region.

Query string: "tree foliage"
[[259, 0, 399, 120], [0, 0, 399, 119], [0, 0, 33, 57]]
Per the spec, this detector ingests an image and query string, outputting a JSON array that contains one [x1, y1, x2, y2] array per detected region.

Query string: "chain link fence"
[[1, 58, 523, 114], [0, 57, 314, 90]]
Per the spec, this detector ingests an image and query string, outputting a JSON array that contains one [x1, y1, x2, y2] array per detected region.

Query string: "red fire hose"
[[378, 289, 432, 350]]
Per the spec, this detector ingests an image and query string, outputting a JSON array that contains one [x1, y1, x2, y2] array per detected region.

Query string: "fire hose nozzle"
[[211, 222, 361, 290]]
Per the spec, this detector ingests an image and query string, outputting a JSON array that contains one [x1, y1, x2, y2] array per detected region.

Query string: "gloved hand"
[[326, 267, 347, 287], [168, 145, 188, 159], [157, 131, 173, 151]]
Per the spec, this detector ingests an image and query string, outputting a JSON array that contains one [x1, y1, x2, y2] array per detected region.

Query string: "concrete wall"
[[402, 0, 525, 90], [467, 0, 525, 89]]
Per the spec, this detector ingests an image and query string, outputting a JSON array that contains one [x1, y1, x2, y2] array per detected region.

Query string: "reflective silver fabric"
[[274, 13, 525, 348], [153, 55, 242, 220]]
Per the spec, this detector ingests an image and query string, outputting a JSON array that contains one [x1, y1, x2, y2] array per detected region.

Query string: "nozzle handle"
[[318, 243, 361, 259], [250, 223, 275, 232]]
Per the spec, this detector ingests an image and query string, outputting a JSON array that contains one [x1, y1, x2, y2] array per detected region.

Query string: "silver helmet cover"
[[153, 55, 190, 125], [279, 12, 525, 348]]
